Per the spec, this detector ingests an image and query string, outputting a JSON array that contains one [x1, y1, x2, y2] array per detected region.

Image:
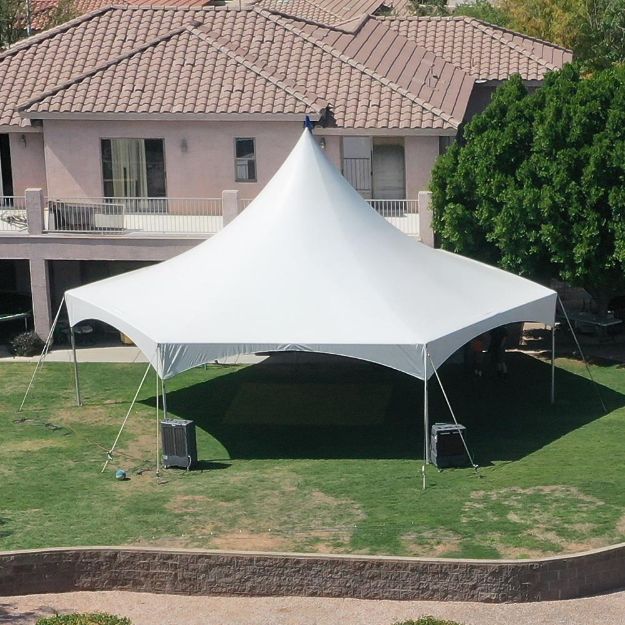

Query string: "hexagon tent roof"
[[65, 129, 556, 380]]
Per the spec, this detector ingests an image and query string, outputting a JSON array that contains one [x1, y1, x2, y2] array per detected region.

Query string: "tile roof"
[[379, 15, 573, 81], [19, 8, 465, 128], [251, 0, 392, 26], [0, 6, 209, 126], [19, 25, 327, 117], [1, 5, 571, 130], [29, 0, 210, 30]]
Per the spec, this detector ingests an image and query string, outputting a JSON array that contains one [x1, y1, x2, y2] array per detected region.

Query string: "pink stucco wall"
[[42, 120, 344, 199], [41, 119, 442, 200], [9, 132, 47, 196], [405, 135, 439, 198]]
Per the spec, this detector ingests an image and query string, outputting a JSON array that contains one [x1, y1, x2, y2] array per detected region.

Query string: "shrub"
[[394, 619, 464, 625], [36, 613, 132, 625], [9, 330, 45, 356]]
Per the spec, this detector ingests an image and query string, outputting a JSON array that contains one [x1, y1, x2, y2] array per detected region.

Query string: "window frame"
[[100, 137, 167, 198], [234, 137, 257, 183]]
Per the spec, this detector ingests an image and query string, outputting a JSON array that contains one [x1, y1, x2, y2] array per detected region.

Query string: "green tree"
[[431, 66, 625, 311], [453, 0, 511, 27], [0, 0, 77, 50], [0, 0, 26, 49]]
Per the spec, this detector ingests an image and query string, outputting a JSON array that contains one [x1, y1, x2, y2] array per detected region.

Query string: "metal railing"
[[369, 199, 419, 237], [0, 196, 27, 232], [45, 197, 223, 234]]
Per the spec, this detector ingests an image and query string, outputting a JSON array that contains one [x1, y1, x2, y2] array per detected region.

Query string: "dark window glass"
[[235, 138, 256, 182], [145, 139, 166, 197], [101, 139, 113, 197], [0, 135, 14, 197], [101, 138, 166, 197]]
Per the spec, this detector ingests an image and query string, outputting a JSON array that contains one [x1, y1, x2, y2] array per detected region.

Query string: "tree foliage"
[[0, 0, 77, 50], [452, 0, 511, 27], [409, 0, 625, 69], [431, 66, 625, 310], [0, 0, 25, 49]]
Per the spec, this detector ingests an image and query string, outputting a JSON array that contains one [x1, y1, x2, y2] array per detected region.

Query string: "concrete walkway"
[[0, 344, 266, 365], [2, 590, 625, 625]]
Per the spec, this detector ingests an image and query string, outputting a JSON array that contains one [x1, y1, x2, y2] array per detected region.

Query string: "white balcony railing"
[[0, 196, 27, 232], [45, 197, 223, 234], [369, 199, 419, 238], [34, 196, 419, 238]]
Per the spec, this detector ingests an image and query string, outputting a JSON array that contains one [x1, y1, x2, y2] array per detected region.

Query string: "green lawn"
[[0, 352, 624, 559]]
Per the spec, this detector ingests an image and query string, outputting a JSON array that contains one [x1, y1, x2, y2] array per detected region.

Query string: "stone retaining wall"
[[1, 545, 625, 602]]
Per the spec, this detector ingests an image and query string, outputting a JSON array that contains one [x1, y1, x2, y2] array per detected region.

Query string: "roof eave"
[[18, 111, 323, 122]]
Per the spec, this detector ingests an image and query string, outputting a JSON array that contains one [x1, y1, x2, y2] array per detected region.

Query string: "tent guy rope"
[[18, 296, 65, 413]]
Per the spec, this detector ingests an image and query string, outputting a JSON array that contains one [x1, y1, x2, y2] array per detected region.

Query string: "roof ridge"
[[190, 26, 327, 113], [463, 16, 572, 54], [257, 8, 461, 127], [460, 17, 569, 67], [17, 25, 189, 112], [0, 5, 116, 61]]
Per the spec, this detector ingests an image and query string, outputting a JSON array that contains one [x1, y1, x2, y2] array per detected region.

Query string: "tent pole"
[[155, 369, 161, 477], [550, 325, 555, 405], [162, 379, 168, 421], [424, 348, 430, 465], [70, 327, 82, 407], [18, 296, 65, 413]]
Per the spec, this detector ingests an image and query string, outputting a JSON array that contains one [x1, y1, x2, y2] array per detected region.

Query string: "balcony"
[[1, 194, 424, 239], [45, 197, 223, 235], [0, 197, 28, 233]]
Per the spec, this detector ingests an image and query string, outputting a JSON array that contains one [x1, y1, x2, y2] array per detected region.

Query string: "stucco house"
[[0, 0, 571, 339]]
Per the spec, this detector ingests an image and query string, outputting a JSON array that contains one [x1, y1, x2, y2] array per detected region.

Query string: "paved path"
[[0, 344, 266, 365], [3, 591, 625, 625]]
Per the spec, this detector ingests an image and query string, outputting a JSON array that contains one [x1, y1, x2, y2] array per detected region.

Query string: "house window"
[[235, 138, 256, 182], [101, 138, 166, 197], [439, 136, 455, 155], [0, 135, 13, 197]]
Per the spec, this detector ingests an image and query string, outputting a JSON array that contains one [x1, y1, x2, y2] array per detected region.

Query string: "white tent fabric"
[[65, 129, 556, 380]]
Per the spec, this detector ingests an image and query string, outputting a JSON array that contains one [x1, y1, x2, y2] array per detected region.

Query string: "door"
[[342, 137, 372, 198], [372, 141, 405, 199]]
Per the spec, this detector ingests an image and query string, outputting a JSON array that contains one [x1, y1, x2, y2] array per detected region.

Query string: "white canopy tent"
[[64, 129, 556, 381], [26, 127, 557, 473]]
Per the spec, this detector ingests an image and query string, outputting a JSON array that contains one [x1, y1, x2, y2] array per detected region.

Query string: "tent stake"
[[557, 296, 607, 414], [18, 296, 65, 413], [550, 325, 555, 405], [70, 326, 82, 407]]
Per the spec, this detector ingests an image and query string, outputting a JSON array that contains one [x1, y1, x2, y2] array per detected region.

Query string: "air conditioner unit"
[[430, 422, 469, 468], [161, 419, 197, 470]]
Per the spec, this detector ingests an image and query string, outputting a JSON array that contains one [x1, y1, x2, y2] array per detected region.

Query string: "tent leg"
[[70, 327, 82, 407], [424, 349, 430, 464], [155, 370, 161, 478], [550, 325, 555, 405], [162, 380, 168, 420]]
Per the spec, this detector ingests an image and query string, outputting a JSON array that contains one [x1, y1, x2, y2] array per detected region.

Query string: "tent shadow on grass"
[[146, 352, 625, 463]]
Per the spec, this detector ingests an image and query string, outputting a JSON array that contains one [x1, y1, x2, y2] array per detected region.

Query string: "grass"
[[1, 351, 625, 559]]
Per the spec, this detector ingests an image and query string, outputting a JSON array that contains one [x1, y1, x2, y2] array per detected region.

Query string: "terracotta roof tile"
[[1, 5, 570, 130], [379, 15, 573, 81]]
